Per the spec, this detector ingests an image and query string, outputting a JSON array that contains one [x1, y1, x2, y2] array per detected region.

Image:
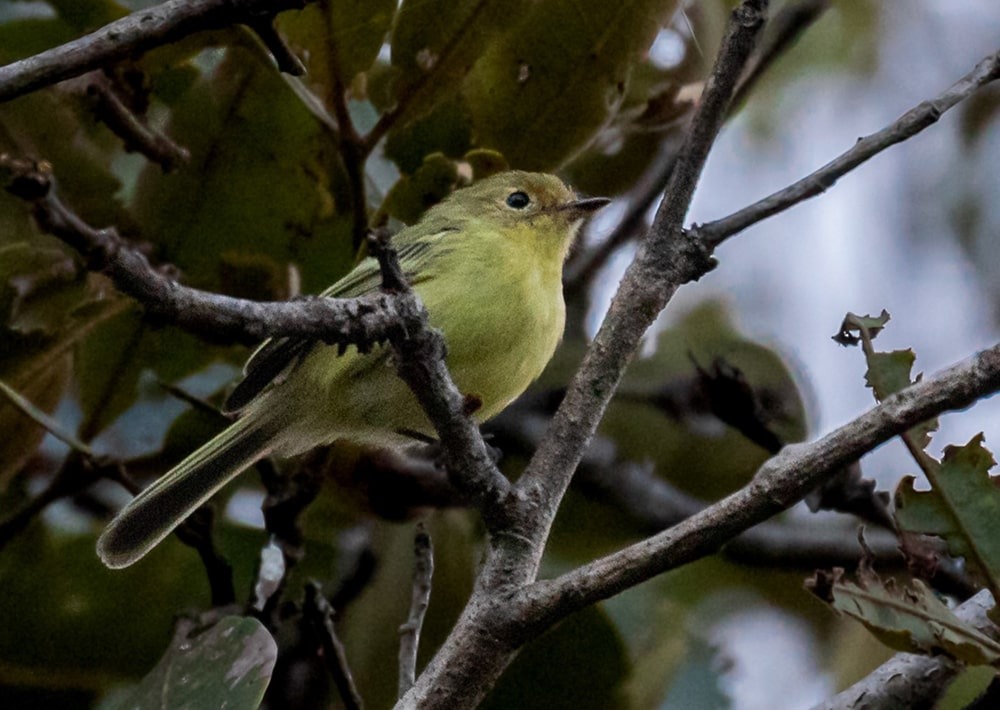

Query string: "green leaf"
[[384, 96, 473, 175], [390, 0, 531, 126], [865, 349, 914, 399], [132, 46, 355, 294], [481, 606, 629, 710], [894, 434, 1000, 601], [463, 0, 680, 170], [73, 308, 221, 439], [382, 152, 459, 224], [808, 566, 1000, 666], [0, 530, 209, 682], [0, 243, 82, 334], [46, 0, 129, 32], [87, 46, 362, 439], [0, 242, 123, 485], [463, 148, 509, 179], [0, 17, 78, 62], [838, 310, 937, 445], [109, 616, 276, 710], [278, 0, 396, 90]]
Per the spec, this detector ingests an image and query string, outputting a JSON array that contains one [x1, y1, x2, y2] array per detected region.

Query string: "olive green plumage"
[[98, 171, 608, 569]]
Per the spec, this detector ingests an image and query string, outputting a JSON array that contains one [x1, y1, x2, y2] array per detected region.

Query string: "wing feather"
[[223, 230, 454, 413]]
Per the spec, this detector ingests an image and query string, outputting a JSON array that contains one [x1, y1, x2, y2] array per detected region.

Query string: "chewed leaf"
[[838, 311, 938, 445], [832, 309, 891, 346], [865, 349, 915, 402], [108, 616, 277, 710], [895, 434, 1000, 602], [807, 567, 1000, 666]]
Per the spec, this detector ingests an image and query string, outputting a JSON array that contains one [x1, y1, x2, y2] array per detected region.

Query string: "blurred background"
[[1, 0, 999, 708]]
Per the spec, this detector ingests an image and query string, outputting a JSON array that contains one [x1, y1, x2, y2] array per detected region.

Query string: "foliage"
[[3, 0, 999, 709]]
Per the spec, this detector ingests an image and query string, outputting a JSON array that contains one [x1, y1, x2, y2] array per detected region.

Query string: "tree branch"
[[0, 155, 414, 348], [523, 341, 1000, 628], [693, 47, 1000, 248], [565, 0, 832, 295], [0, 0, 316, 103], [304, 582, 364, 710], [366, 234, 515, 529], [396, 4, 769, 708], [398, 522, 434, 698], [513, 0, 767, 584], [78, 71, 190, 171], [2, 155, 512, 535]]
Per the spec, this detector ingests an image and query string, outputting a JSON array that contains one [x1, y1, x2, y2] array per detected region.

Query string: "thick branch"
[[815, 590, 996, 710], [512, 0, 767, 581], [694, 47, 1000, 247], [396, 4, 769, 708], [522, 341, 1000, 626], [0, 0, 316, 102]]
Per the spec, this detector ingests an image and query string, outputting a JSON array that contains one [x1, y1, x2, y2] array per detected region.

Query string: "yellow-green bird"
[[97, 171, 608, 569]]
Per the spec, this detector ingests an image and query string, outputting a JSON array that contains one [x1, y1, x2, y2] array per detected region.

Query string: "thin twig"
[[329, 524, 378, 612], [304, 582, 364, 710], [0, 379, 95, 456], [694, 47, 1000, 247], [81, 71, 190, 171], [246, 18, 306, 76], [565, 0, 832, 294], [173, 507, 237, 606], [0, 451, 116, 549], [399, 522, 434, 698], [0, 0, 318, 102], [317, 0, 369, 249]]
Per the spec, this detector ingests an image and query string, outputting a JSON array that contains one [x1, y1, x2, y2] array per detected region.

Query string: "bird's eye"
[[505, 191, 531, 209]]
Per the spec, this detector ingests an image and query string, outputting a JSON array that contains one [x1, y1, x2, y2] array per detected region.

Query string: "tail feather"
[[98, 416, 276, 569]]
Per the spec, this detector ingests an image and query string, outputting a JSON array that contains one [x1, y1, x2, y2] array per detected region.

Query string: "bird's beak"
[[562, 196, 611, 219]]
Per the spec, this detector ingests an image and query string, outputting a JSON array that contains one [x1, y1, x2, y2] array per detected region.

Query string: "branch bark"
[[693, 47, 1000, 247], [0, 0, 316, 102], [523, 341, 1000, 625], [396, 3, 770, 707]]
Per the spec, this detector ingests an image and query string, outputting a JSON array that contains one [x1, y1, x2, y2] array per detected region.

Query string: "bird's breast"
[[417, 249, 564, 422]]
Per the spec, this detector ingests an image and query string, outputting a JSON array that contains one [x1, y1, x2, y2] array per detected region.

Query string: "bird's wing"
[[223, 231, 453, 413]]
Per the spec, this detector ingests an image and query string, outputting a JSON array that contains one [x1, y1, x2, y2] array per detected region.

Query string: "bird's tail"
[[98, 413, 278, 569]]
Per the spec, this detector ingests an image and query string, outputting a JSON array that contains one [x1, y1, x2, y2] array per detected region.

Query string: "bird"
[[97, 170, 609, 569]]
